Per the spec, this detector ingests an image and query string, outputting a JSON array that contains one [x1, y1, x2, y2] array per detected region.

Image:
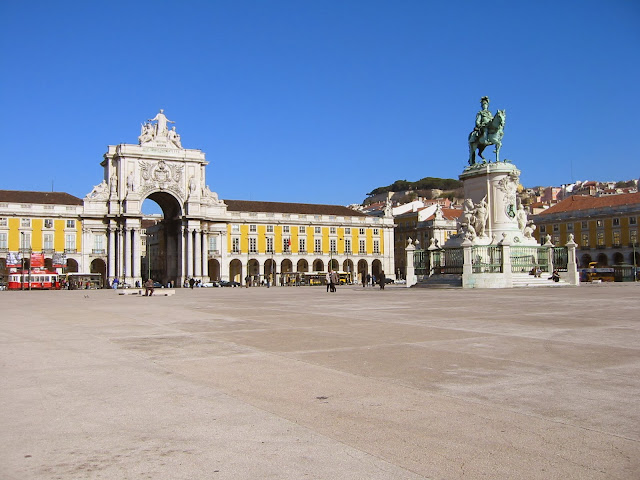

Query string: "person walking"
[[331, 270, 339, 292], [379, 270, 386, 290], [365, 273, 371, 288], [325, 272, 332, 293]]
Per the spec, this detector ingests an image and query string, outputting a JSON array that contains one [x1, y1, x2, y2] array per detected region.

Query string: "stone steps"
[[412, 274, 463, 288], [511, 273, 569, 288]]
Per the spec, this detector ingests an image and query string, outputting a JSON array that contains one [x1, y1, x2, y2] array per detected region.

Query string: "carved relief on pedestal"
[[139, 160, 184, 198], [497, 171, 519, 220]]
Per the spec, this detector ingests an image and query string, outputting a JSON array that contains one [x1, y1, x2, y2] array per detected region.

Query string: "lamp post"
[[20, 233, 24, 291]]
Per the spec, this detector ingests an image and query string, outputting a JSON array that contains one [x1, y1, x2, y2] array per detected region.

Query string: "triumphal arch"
[[82, 110, 228, 287]]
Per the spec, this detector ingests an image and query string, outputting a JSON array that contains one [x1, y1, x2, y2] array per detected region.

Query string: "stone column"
[[566, 234, 579, 286], [201, 230, 209, 279], [461, 238, 473, 288], [178, 225, 185, 283], [186, 227, 194, 279], [117, 226, 124, 282], [544, 235, 555, 274], [124, 227, 132, 283], [500, 235, 513, 287], [405, 238, 416, 288], [132, 227, 141, 281], [194, 229, 202, 278], [108, 226, 116, 279]]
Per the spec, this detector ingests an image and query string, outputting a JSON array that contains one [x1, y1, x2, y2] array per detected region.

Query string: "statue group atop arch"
[[139, 109, 182, 148], [468, 96, 506, 165]]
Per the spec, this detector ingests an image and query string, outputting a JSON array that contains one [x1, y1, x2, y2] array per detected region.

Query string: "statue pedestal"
[[455, 161, 536, 246]]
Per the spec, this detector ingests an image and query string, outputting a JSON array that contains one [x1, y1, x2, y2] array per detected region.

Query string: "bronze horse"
[[468, 109, 506, 165]]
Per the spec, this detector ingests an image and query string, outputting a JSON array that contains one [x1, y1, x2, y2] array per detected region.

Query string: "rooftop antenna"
[[51, 180, 54, 192]]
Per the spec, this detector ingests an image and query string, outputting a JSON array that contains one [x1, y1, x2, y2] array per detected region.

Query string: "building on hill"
[[532, 192, 640, 268]]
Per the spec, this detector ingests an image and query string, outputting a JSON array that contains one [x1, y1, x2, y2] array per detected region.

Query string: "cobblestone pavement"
[[1, 283, 639, 479]]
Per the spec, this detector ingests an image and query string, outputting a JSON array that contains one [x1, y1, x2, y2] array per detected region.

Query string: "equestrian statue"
[[468, 96, 506, 165]]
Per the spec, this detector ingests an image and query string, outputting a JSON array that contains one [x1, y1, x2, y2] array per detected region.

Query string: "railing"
[[442, 248, 464, 274], [472, 246, 502, 273], [552, 247, 568, 272], [511, 246, 549, 273], [413, 249, 427, 276]]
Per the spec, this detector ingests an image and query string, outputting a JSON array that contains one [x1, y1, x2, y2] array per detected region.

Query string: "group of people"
[[325, 270, 340, 292], [361, 271, 386, 289]]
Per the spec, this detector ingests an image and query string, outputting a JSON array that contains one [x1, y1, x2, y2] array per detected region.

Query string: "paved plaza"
[[1, 283, 639, 479]]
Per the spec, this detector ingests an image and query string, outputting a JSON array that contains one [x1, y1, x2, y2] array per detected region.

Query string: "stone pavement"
[[1, 283, 639, 479]]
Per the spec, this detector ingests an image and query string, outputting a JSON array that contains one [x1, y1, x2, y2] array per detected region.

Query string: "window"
[[249, 237, 257, 253], [344, 238, 351, 254], [596, 219, 603, 228], [553, 224, 559, 232], [65, 234, 75, 251], [266, 237, 274, 253], [208, 236, 218, 252], [612, 218, 620, 227], [581, 233, 589, 247], [314, 227, 321, 234], [566, 223, 573, 232], [330, 227, 336, 235], [21, 233, 31, 249], [613, 231, 621, 246], [43, 233, 54, 250], [596, 232, 604, 246], [0, 232, 7, 249], [315, 238, 322, 253], [249, 224, 257, 233], [93, 235, 104, 253], [581, 221, 588, 229], [231, 224, 240, 233], [630, 217, 637, 226], [359, 228, 365, 235], [0, 217, 7, 227], [330, 239, 337, 253], [266, 225, 274, 233], [283, 226, 290, 233], [44, 219, 53, 228], [553, 235, 560, 245], [232, 237, 240, 253], [66, 220, 75, 229], [373, 240, 380, 254], [630, 230, 638, 245], [359, 239, 366, 254], [21, 218, 31, 228], [344, 228, 351, 234], [539, 225, 546, 233], [373, 228, 379, 235], [299, 226, 306, 234], [283, 237, 290, 252], [299, 238, 306, 252]]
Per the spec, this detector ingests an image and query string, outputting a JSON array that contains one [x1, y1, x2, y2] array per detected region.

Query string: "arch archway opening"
[[142, 193, 182, 286]]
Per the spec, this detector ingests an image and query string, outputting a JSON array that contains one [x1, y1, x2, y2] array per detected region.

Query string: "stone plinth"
[[457, 161, 535, 246]]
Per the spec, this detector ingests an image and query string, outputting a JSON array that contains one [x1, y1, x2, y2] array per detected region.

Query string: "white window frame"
[[249, 224, 257, 233], [232, 237, 240, 253], [66, 219, 75, 229], [0, 232, 7, 249], [314, 227, 321, 234], [373, 239, 380, 254], [21, 218, 31, 228], [283, 226, 290, 234], [249, 237, 257, 253], [299, 238, 306, 253], [315, 238, 322, 253], [43, 233, 54, 250], [266, 237, 274, 253]]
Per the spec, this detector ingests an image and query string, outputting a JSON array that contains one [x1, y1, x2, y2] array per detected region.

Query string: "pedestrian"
[[331, 270, 339, 292], [365, 273, 371, 287], [326, 271, 332, 292], [379, 270, 386, 290], [371, 274, 376, 287], [144, 278, 154, 296], [189, 277, 195, 289]]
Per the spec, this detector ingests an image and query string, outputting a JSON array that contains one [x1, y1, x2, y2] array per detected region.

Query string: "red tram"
[[7, 270, 61, 290]]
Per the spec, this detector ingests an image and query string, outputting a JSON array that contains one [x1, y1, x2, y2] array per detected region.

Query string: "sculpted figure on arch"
[[148, 109, 174, 137]]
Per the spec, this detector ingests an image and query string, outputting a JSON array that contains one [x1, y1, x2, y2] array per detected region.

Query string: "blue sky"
[[1, 0, 638, 212]]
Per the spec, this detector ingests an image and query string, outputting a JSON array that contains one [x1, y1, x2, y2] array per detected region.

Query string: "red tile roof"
[[224, 199, 368, 217], [536, 193, 640, 216], [0, 190, 83, 205]]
